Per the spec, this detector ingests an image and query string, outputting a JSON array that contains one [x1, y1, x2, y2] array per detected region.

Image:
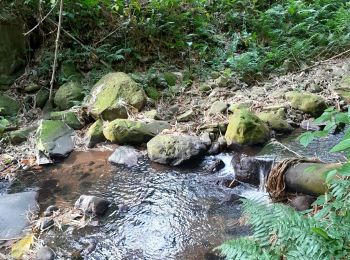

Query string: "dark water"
[[10, 151, 255, 260]]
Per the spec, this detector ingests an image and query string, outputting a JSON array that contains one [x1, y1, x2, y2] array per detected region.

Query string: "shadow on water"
[[10, 150, 254, 259]]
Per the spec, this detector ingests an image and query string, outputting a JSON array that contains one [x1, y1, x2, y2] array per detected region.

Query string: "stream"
[[0, 129, 345, 259]]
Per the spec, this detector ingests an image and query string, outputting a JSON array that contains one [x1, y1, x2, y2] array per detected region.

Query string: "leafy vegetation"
[[3, 0, 350, 84], [218, 107, 350, 259]]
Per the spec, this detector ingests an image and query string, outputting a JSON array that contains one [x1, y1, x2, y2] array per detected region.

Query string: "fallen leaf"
[[11, 233, 34, 259]]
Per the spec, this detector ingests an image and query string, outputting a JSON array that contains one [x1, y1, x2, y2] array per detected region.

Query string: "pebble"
[[36, 246, 55, 260]]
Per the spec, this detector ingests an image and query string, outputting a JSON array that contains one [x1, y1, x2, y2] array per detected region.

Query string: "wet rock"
[[108, 146, 141, 166], [50, 111, 84, 130], [218, 136, 227, 149], [103, 119, 170, 145], [221, 193, 242, 203], [285, 91, 327, 116], [225, 109, 269, 146], [85, 119, 105, 148], [35, 88, 50, 108], [81, 240, 97, 256], [54, 81, 84, 110], [43, 205, 59, 217], [289, 195, 316, 211], [176, 109, 194, 122], [200, 132, 212, 147], [300, 119, 321, 131], [36, 120, 74, 162], [258, 109, 293, 133], [74, 195, 110, 216], [209, 101, 228, 115], [87, 72, 146, 121], [36, 246, 55, 260], [0, 191, 38, 240], [233, 156, 274, 186], [147, 134, 207, 166], [0, 94, 20, 116], [257, 141, 298, 161], [205, 159, 225, 173]]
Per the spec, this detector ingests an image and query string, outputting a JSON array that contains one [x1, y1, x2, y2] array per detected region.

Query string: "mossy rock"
[[225, 109, 269, 145], [50, 111, 84, 130], [59, 62, 81, 82], [88, 72, 146, 121], [6, 126, 37, 145], [86, 119, 105, 148], [145, 86, 161, 100], [209, 101, 228, 115], [163, 72, 177, 86], [35, 88, 49, 108], [285, 91, 327, 116], [54, 81, 84, 110], [36, 120, 74, 158], [258, 109, 293, 133], [103, 119, 170, 144], [228, 102, 251, 113], [336, 75, 350, 104], [0, 94, 20, 116]]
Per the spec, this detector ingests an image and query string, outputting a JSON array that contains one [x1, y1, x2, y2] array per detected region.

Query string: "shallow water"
[[10, 151, 255, 259]]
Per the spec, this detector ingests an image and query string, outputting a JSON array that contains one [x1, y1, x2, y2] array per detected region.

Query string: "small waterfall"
[[257, 156, 276, 192]]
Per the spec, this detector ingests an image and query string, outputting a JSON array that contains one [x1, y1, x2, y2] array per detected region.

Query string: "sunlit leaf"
[[11, 233, 35, 259]]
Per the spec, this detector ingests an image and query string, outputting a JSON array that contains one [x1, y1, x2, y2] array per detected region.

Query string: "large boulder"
[[85, 119, 106, 148], [147, 134, 207, 166], [88, 72, 146, 121], [0, 16, 26, 89], [258, 109, 293, 133], [36, 120, 74, 162], [0, 94, 20, 116], [225, 109, 269, 146], [285, 91, 327, 116], [103, 119, 170, 144], [54, 81, 84, 110]]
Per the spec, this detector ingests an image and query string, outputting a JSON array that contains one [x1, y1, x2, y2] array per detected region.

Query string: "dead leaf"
[[11, 233, 34, 259]]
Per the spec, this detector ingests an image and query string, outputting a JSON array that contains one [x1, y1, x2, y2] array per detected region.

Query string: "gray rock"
[[147, 134, 207, 166], [43, 205, 59, 217], [200, 132, 212, 147], [205, 159, 225, 173], [209, 101, 228, 115], [108, 146, 141, 167], [289, 195, 316, 211], [0, 191, 38, 240], [36, 246, 55, 260], [74, 195, 109, 216], [176, 110, 194, 122], [207, 142, 220, 155], [218, 136, 227, 149], [40, 217, 54, 230]]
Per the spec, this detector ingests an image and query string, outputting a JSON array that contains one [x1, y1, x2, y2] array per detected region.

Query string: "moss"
[[89, 72, 146, 120], [50, 111, 84, 130], [35, 88, 49, 108], [86, 119, 105, 148], [0, 94, 20, 116], [225, 109, 269, 145], [6, 126, 37, 145], [285, 91, 327, 116], [163, 72, 177, 86], [54, 81, 84, 110], [145, 86, 161, 100], [258, 109, 293, 133]]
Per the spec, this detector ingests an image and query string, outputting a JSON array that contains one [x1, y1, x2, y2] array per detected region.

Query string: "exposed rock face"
[[54, 81, 84, 110], [0, 191, 38, 240], [85, 119, 105, 148], [36, 120, 74, 162], [0, 94, 20, 116], [225, 109, 269, 146], [74, 195, 109, 216], [0, 17, 26, 89], [285, 91, 327, 116], [103, 119, 170, 144], [50, 111, 84, 130], [147, 134, 207, 166], [108, 146, 141, 166], [258, 109, 293, 133], [88, 72, 146, 121]]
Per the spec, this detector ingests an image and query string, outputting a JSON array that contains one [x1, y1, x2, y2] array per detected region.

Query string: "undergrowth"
[[218, 107, 350, 259], [3, 0, 350, 84]]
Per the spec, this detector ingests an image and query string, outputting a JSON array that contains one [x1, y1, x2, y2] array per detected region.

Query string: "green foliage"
[[219, 107, 350, 259]]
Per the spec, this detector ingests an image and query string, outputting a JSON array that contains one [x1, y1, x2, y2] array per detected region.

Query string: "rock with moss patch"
[[145, 86, 161, 100], [88, 72, 146, 121], [6, 126, 37, 145], [225, 109, 269, 146], [103, 119, 170, 144], [59, 62, 81, 82], [144, 110, 159, 120], [228, 102, 251, 113], [209, 101, 228, 115], [36, 120, 74, 162], [258, 109, 293, 133], [147, 134, 207, 166], [163, 72, 177, 86], [54, 81, 84, 110], [50, 111, 84, 130], [35, 88, 50, 108], [285, 91, 327, 116], [335, 75, 350, 104], [24, 83, 41, 93], [0, 94, 20, 116], [86, 119, 105, 148]]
